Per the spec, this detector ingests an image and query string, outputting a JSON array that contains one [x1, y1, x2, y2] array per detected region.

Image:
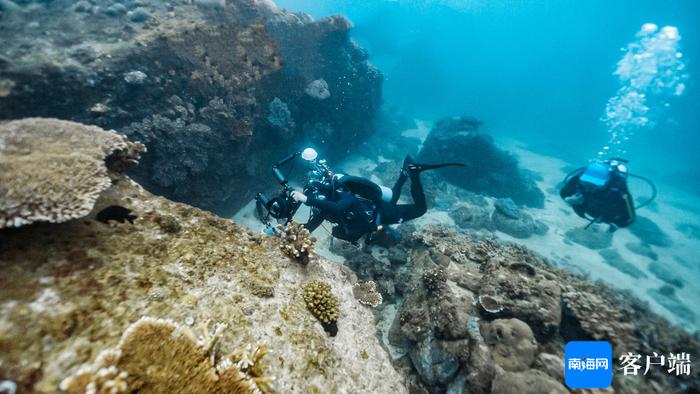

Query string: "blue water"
[[276, 0, 700, 189]]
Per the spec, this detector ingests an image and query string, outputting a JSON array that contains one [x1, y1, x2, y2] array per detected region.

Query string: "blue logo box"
[[565, 341, 613, 389]]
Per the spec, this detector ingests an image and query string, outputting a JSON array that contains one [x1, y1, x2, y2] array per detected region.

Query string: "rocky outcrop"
[[0, 0, 382, 216], [417, 116, 545, 208], [328, 224, 700, 393], [0, 119, 404, 393], [490, 198, 548, 238]]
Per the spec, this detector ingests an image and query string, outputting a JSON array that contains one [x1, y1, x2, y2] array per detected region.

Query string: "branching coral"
[[422, 268, 447, 292], [302, 280, 340, 336], [0, 118, 145, 228], [277, 221, 316, 265], [60, 317, 269, 394], [352, 281, 383, 308]]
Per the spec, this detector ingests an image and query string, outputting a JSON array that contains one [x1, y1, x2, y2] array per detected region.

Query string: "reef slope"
[[0, 119, 403, 393]]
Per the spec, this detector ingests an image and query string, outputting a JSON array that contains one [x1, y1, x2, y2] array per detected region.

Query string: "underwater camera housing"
[[255, 148, 333, 227]]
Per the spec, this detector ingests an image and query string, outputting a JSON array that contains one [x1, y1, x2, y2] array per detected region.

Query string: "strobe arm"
[[272, 151, 301, 186]]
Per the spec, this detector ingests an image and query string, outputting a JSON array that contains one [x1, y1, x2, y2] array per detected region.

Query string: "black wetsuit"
[[560, 168, 635, 228], [303, 170, 427, 242]]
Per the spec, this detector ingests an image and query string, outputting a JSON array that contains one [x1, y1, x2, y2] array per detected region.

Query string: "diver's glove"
[[291, 191, 308, 204], [564, 192, 585, 206]]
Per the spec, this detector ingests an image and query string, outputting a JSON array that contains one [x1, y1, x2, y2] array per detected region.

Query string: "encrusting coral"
[[277, 221, 317, 265], [0, 118, 144, 228], [352, 281, 383, 308], [59, 317, 269, 394], [302, 280, 340, 336]]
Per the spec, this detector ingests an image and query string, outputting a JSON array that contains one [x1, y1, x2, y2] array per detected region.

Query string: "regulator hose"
[[627, 173, 657, 210]]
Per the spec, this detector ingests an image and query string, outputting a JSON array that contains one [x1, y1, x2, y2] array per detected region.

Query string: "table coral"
[[352, 281, 383, 308], [0, 118, 144, 228]]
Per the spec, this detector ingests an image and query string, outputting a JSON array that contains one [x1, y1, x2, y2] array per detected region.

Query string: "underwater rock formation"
[[418, 116, 545, 208], [490, 198, 548, 238], [340, 224, 699, 393], [0, 120, 404, 393], [450, 204, 493, 231], [0, 0, 382, 216]]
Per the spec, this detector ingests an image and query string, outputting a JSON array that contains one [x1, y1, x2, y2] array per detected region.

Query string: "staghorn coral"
[[277, 221, 317, 265], [352, 281, 383, 308], [60, 317, 267, 394], [0, 118, 144, 228], [302, 280, 340, 336]]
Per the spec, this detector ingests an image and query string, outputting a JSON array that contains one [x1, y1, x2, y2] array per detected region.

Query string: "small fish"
[[96, 205, 137, 224]]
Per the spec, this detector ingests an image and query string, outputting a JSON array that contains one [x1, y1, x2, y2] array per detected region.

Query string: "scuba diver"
[[560, 158, 656, 230], [290, 155, 466, 243], [254, 148, 466, 244]]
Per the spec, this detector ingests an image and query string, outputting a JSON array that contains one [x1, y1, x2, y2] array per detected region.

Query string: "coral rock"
[[482, 318, 538, 372], [418, 116, 544, 208]]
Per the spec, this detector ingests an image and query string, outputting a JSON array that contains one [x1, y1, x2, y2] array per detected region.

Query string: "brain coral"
[[0, 118, 144, 228], [302, 279, 340, 325]]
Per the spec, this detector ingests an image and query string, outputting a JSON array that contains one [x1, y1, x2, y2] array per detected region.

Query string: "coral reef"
[[0, 0, 382, 216], [490, 198, 548, 238], [302, 280, 340, 336], [343, 224, 699, 393], [277, 221, 317, 265], [482, 318, 538, 372], [417, 116, 544, 208], [0, 120, 405, 393], [352, 281, 383, 308], [0, 118, 144, 228], [60, 317, 266, 393], [450, 203, 494, 232]]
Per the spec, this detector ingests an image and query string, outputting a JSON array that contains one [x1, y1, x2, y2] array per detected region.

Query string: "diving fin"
[[402, 155, 467, 175]]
